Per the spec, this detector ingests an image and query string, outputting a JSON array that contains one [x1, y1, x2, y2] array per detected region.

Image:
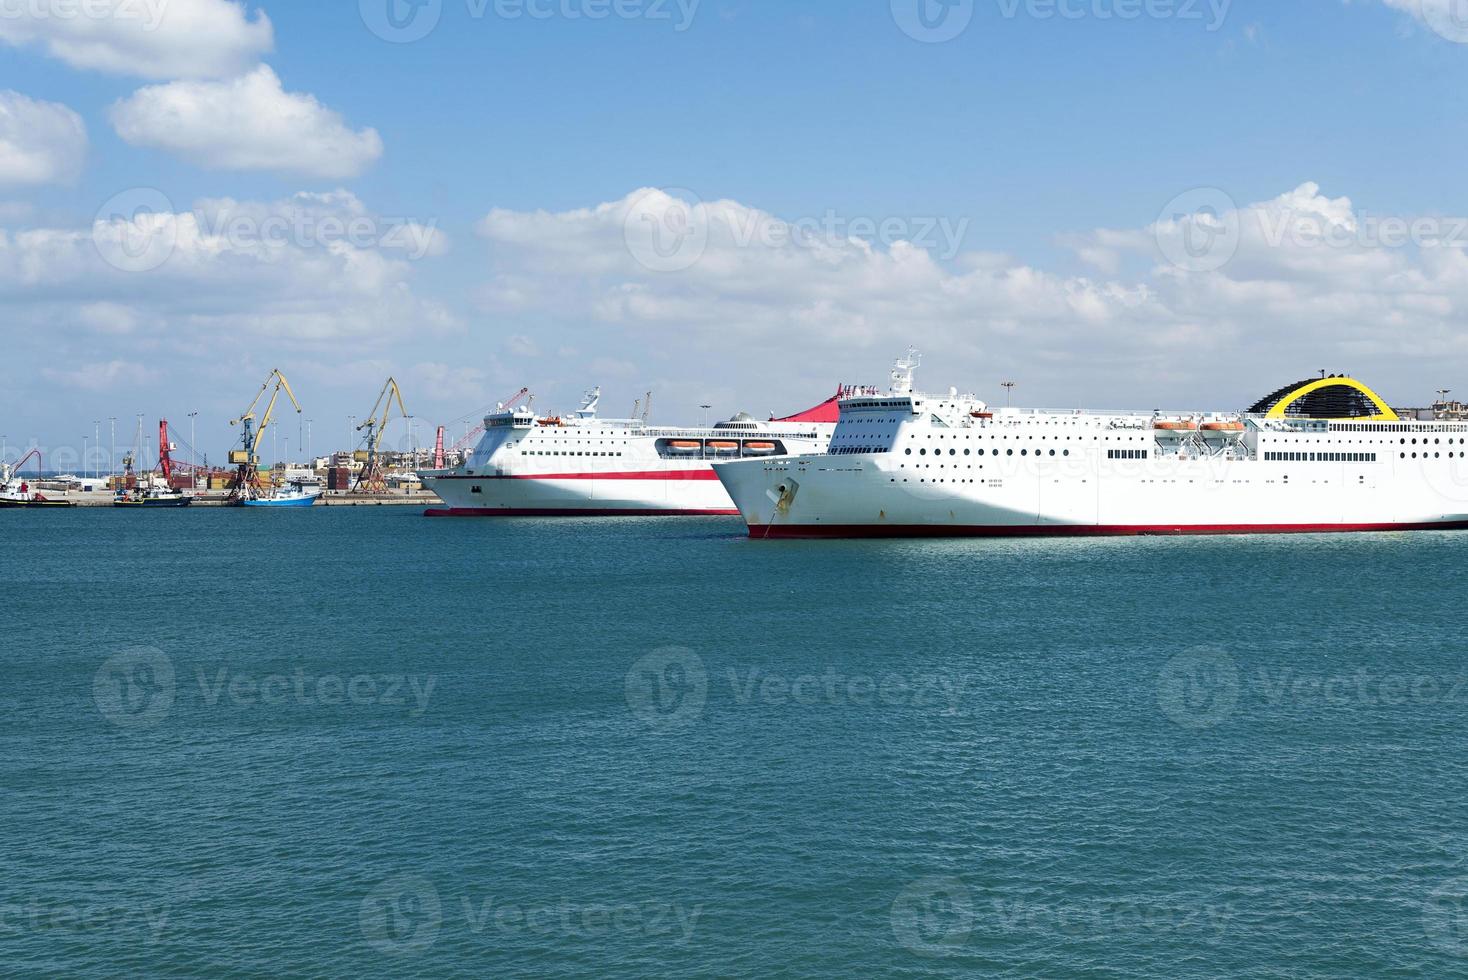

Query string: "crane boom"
[[227, 369, 303, 502], [353, 377, 409, 493]]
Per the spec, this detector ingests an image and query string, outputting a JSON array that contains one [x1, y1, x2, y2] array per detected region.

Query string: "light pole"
[[109, 417, 117, 478], [92, 421, 100, 479], [1002, 381, 1016, 408], [187, 412, 198, 487], [84, 435, 89, 477], [700, 404, 711, 428], [306, 419, 313, 464]]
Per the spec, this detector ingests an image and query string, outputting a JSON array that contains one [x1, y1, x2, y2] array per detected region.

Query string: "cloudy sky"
[[4, 0, 1468, 464]]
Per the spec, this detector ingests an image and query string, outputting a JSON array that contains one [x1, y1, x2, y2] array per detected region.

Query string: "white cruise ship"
[[713, 351, 1468, 538], [420, 387, 840, 516]]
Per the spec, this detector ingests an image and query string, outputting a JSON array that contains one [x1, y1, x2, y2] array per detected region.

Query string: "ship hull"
[[715, 455, 1468, 539], [114, 497, 192, 508], [423, 471, 738, 517]]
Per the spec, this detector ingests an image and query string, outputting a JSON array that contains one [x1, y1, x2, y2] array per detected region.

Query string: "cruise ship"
[[713, 352, 1468, 538], [420, 387, 841, 516]]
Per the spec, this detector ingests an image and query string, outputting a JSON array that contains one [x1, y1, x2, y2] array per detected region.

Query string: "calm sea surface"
[[4, 508, 1468, 977]]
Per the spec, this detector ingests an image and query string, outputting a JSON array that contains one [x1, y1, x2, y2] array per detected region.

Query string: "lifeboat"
[[1153, 420, 1198, 432], [970, 411, 994, 420], [743, 442, 778, 454], [537, 417, 564, 427], [707, 441, 740, 453], [666, 440, 702, 453], [1200, 420, 1245, 432]]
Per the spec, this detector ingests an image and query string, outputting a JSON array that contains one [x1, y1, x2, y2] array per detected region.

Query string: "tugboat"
[[0, 452, 77, 508], [113, 422, 194, 508]]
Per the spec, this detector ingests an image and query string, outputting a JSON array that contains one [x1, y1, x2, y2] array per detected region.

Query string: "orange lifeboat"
[[744, 442, 778, 454], [1153, 420, 1198, 432], [707, 441, 740, 452], [970, 411, 994, 420], [1201, 421, 1245, 432], [537, 417, 564, 427], [666, 440, 702, 453]]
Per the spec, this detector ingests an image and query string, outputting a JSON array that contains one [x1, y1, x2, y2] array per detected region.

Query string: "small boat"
[[240, 480, 322, 508], [1154, 420, 1199, 431], [114, 486, 193, 508], [0, 455, 75, 508], [666, 440, 703, 454], [0, 492, 75, 509], [707, 441, 740, 453], [743, 442, 779, 454], [1200, 420, 1246, 432]]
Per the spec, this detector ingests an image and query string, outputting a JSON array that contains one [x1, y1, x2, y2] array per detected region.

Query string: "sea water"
[[4, 508, 1468, 976]]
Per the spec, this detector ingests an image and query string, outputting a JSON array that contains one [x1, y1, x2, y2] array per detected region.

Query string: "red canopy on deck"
[[771, 387, 844, 424]]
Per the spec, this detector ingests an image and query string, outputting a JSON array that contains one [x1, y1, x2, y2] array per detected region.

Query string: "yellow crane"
[[353, 377, 408, 493], [227, 369, 303, 502]]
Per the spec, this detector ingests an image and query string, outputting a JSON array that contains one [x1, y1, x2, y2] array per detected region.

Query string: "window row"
[[1265, 452, 1376, 462]]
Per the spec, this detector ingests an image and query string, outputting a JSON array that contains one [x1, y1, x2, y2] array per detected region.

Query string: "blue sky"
[[3, 0, 1468, 466]]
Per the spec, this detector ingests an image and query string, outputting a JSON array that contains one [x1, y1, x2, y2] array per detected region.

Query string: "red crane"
[[450, 387, 530, 453]]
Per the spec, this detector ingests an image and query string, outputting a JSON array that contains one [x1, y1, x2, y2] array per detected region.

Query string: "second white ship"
[[420, 387, 841, 516]]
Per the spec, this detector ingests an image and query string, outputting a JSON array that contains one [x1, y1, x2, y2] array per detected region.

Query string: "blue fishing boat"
[[240, 481, 322, 508]]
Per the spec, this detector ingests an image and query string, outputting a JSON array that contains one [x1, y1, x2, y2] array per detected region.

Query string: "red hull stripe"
[[749, 521, 1468, 539], [426, 507, 739, 518], [432, 471, 718, 482]]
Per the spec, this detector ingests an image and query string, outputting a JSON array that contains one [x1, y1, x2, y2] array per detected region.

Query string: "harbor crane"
[[227, 369, 303, 502], [353, 377, 409, 493]]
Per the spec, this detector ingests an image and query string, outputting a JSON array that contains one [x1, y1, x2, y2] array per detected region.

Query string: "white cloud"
[[473, 186, 1468, 410], [0, 190, 454, 346], [0, 0, 272, 79], [42, 359, 159, 390], [110, 65, 383, 178], [0, 90, 87, 186]]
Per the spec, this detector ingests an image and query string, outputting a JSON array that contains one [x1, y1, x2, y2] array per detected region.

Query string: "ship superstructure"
[[714, 351, 1468, 538], [420, 387, 841, 516]]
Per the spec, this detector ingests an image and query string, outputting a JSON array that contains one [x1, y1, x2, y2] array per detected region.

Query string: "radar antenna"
[[890, 348, 921, 395]]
